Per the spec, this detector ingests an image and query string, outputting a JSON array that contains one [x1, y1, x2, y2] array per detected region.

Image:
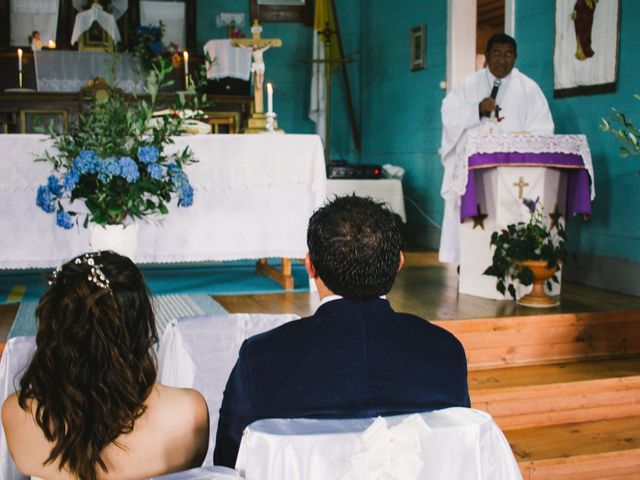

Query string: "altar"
[[0, 134, 326, 271]]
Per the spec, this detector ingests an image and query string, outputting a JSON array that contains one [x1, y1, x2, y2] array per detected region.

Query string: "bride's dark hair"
[[18, 250, 158, 480]]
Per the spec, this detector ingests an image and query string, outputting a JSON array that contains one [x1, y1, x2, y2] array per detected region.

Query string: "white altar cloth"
[[236, 408, 522, 480], [0, 134, 326, 269], [34, 51, 142, 93], [203, 39, 252, 81], [157, 313, 300, 466]]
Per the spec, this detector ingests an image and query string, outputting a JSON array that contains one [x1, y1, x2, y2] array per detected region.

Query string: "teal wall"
[[195, 1, 640, 264], [516, 1, 640, 263], [359, 0, 448, 244]]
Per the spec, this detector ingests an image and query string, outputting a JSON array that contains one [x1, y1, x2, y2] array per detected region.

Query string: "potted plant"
[[483, 198, 566, 307], [35, 60, 204, 256]]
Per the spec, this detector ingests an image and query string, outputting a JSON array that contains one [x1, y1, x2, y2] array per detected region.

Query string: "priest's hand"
[[479, 97, 497, 118]]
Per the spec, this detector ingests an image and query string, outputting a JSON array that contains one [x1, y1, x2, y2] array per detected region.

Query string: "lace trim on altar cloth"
[[446, 133, 595, 201]]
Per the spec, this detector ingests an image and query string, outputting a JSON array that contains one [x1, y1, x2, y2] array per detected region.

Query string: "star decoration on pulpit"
[[472, 204, 489, 230], [549, 203, 563, 229]]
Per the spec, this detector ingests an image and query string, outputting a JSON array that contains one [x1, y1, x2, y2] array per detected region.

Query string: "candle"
[[48, 40, 56, 49], [267, 82, 273, 115], [183, 51, 189, 75], [17, 48, 22, 72]]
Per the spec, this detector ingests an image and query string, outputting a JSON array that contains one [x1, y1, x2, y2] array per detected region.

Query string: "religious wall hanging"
[[250, 0, 313, 25], [553, 0, 620, 98], [410, 24, 426, 72]]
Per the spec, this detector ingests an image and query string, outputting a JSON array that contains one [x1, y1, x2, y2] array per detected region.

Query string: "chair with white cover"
[[235, 407, 522, 480], [157, 313, 300, 466], [0, 336, 37, 480]]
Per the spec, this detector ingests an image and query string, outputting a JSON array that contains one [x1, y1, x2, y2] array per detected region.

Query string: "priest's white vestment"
[[439, 67, 554, 263]]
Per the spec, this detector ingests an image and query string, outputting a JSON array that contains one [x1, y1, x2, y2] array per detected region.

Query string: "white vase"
[[89, 223, 139, 259]]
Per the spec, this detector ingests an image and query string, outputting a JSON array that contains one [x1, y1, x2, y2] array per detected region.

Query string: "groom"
[[213, 195, 471, 467]]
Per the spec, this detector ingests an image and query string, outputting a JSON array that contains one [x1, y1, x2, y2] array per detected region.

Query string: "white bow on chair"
[[340, 414, 431, 480]]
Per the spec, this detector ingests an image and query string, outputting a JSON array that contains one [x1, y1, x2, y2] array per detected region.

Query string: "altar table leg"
[[256, 258, 294, 290]]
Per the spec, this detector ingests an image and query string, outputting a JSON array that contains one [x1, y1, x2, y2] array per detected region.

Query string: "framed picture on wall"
[[553, 0, 620, 97], [250, 0, 313, 25], [410, 25, 426, 72]]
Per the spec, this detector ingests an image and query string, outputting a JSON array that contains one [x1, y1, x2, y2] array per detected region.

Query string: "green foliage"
[[37, 59, 207, 228], [483, 198, 566, 300], [600, 94, 640, 169]]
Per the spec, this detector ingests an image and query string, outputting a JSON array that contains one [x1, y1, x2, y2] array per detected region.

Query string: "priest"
[[438, 33, 554, 263]]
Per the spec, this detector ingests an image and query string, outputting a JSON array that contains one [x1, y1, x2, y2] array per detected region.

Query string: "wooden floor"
[[213, 251, 640, 320]]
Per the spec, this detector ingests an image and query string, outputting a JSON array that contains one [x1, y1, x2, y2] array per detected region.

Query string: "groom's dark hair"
[[307, 195, 403, 300]]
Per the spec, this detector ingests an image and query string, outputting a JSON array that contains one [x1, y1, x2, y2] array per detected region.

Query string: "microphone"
[[490, 78, 501, 100], [481, 79, 502, 118]]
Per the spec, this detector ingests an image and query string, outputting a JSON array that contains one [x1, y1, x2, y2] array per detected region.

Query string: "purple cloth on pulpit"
[[461, 152, 592, 220]]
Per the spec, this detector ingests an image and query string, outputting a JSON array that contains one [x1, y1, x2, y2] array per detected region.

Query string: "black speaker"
[[327, 161, 382, 179]]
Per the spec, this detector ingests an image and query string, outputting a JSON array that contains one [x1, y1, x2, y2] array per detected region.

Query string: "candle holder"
[[265, 112, 276, 133], [184, 74, 190, 90], [18, 71, 23, 89]]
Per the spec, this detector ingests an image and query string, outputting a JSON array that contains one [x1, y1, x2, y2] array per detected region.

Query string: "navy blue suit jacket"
[[213, 298, 470, 467]]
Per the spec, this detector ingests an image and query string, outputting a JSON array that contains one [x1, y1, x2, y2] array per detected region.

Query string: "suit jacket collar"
[[314, 297, 393, 316]]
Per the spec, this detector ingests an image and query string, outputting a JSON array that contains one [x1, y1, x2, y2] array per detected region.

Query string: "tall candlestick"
[[17, 48, 22, 72], [183, 51, 189, 75], [267, 82, 273, 115]]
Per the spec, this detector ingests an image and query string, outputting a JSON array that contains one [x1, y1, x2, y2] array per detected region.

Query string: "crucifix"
[[513, 177, 529, 199], [231, 20, 282, 131]]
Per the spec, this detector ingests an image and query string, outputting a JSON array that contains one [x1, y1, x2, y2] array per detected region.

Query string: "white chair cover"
[[141, 1, 186, 49], [236, 408, 522, 480], [0, 336, 37, 480], [157, 313, 300, 466], [9, 0, 59, 47]]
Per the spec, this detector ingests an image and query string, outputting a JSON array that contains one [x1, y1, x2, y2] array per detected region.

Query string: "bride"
[[2, 251, 209, 480]]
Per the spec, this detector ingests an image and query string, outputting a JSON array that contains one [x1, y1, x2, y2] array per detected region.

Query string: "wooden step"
[[506, 416, 640, 479], [434, 309, 640, 368], [470, 356, 640, 430]]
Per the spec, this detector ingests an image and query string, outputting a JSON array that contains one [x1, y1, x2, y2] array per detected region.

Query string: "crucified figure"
[[231, 20, 281, 114], [240, 43, 272, 92]]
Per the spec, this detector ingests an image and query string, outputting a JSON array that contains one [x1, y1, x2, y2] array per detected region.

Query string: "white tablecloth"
[[34, 51, 142, 93], [0, 134, 326, 269], [157, 313, 300, 466], [236, 408, 522, 480], [203, 39, 252, 81], [326, 179, 406, 222]]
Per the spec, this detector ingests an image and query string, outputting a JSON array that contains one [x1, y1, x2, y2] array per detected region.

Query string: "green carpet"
[[0, 259, 309, 305]]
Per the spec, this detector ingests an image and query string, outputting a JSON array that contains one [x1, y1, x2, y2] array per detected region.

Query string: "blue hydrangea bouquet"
[[36, 61, 199, 229]]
